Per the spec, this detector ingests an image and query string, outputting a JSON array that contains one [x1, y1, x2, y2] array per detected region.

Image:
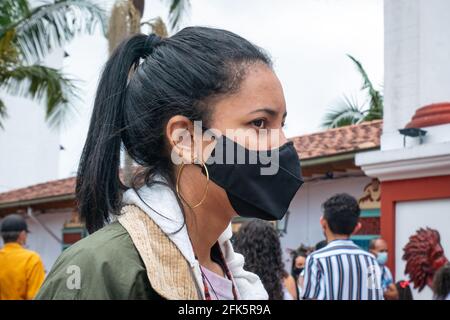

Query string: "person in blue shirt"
[[369, 238, 398, 300]]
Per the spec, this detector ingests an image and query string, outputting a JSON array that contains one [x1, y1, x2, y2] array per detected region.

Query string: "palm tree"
[[322, 54, 383, 128], [0, 0, 107, 128]]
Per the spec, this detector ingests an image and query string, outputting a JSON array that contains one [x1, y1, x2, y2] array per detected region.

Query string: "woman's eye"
[[251, 119, 266, 129]]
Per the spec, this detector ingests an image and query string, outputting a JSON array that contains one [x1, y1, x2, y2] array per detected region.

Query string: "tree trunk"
[[108, 0, 144, 187]]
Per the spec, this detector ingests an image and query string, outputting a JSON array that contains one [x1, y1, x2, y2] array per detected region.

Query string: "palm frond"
[[347, 54, 373, 91], [1, 0, 107, 64], [0, 64, 80, 128], [322, 95, 367, 129], [347, 54, 383, 116], [364, 107, 383, 122], [366, 89, 383, 118], [166, 0, 190, 31], [0, 0, 30, 28], [0, 98, 7, 129]]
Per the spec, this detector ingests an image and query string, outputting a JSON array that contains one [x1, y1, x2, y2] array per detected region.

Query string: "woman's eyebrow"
[[249, 107, 287, 118]]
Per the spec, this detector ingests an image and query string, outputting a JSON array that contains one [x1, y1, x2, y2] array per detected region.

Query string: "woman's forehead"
[[212, 64, 286, 117]]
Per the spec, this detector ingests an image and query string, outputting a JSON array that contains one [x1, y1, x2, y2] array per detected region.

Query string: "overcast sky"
[[59, 0, 383, 177]]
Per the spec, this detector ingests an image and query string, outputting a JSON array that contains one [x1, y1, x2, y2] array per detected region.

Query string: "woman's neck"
[[177, 164, 234, 268], [185, 205, 229, 266]]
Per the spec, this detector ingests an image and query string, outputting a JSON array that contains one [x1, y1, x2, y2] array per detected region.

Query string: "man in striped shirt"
[[302, 194, 384, 300]]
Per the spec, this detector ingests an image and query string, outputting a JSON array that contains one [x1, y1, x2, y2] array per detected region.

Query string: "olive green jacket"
[[36, 205, 202, 300]]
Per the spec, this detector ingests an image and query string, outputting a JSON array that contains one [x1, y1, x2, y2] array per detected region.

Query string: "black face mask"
[[202, 131, 303, 221], [292, 267, 304, 277]]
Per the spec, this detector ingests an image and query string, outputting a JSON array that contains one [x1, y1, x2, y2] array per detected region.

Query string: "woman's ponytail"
[[76, 34, 161, 233]]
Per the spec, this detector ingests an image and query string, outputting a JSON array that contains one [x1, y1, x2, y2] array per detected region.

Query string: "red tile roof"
[[0, 177, 76, 206], [0, 120, 382, 206], [292, 120, 382, 160]]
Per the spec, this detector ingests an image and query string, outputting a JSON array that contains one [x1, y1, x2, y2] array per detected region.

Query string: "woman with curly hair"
[[233, 219, 296, 300], [433, 263, 450, 300]]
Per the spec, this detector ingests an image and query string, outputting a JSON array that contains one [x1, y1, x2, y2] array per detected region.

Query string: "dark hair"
[[322, 193, 360, 235], [433, 263, 450, 300], [314, 239, 328, 251], [1, 231, 21, 243], [290, 245, 309, 275], [395, 281, 414, 300], [233, 219, 285, 300], [76, 27, 271, 233]]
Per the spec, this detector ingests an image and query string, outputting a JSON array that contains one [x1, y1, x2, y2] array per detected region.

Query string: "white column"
[[382, 0, 450, 150], [355, 0, 450, 181]]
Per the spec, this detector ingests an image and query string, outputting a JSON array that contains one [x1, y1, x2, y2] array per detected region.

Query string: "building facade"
[[356, 0, 450, 300]]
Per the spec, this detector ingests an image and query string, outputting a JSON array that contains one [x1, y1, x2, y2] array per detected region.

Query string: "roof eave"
[[300, 147, 379, 167], [0, 194, 75, 210]]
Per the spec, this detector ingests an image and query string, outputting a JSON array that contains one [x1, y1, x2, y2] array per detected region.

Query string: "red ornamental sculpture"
[[402, 228, 448, 292]]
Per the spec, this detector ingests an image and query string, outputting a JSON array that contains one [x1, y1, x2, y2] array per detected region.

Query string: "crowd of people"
[[232, 193, 450, 300]]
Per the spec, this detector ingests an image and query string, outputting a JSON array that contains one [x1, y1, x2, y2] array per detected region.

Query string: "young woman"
[[36, 27, 303, 300], [290, 245, 310, 299], [233, 219, 297, 300]]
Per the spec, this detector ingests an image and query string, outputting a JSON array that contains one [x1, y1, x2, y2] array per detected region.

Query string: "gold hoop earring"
[[176, 160, 209, 209]]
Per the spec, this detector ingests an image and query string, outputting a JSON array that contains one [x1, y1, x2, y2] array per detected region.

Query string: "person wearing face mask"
[[35, 27, 303, 300], [0, 214, 45, 300], [291, 246, 309, 299], [369, 238, 398, 300]]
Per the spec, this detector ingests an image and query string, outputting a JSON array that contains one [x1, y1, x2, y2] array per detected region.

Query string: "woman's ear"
[[166, 115, 194, 164]]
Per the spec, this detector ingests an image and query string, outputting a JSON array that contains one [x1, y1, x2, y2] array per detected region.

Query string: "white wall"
[[395, 198, 450, 300], [280, 175, 372, 265]]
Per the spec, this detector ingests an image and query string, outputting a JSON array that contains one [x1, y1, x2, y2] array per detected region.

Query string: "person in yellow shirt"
[[0, 214, 45, 300]]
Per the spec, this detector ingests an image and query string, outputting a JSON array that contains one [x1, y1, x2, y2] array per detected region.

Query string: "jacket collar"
[[326, 239, 356, 247], [2, 242, 23, 250], [118, 205, 202, 299], [121, 177, 268, 300], [122, 180, 198, 266]]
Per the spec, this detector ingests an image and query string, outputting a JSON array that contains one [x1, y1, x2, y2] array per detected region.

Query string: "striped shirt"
[[302, 239, 384, 300]]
